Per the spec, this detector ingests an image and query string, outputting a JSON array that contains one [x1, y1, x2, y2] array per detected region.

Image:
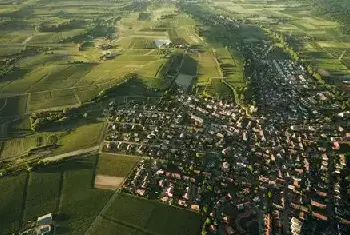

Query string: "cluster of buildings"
[[100, 29, 350, 235], [246, 37, 350, 235], [20, 213, 53, 235], [103, 72, 349, 233]]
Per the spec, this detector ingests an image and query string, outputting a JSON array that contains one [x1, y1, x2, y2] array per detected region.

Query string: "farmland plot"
[[30, 89, 79, 112], [89, 217, 140, 235], [0, 65, 61, 94], [97, 154, 140, 177], [49, 122, 104, 156], [0, 173, 27, 235], [102, 193, 202, 235], [0, 132, 61, 159], [0, 95, 28, 117], [29, 64, 95, 91], [57, 155, 113, 235], [24, 171, 61, 221]]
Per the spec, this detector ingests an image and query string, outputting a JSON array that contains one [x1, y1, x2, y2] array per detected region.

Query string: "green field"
[[24, 171, 61, 221], [0, 173, 27, 235], [30, 89, 79, 112], [212, 0, 350, 85], [0, 95, 28, 117], [0, 132, 62, 159], [49, 122, 105, 155], [57, 155, 113, 235], [90, 193, 202, 235], [0, 155, 114, 235], [97, 154, 140, 177]]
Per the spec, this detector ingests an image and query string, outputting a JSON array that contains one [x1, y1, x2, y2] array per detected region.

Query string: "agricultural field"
[[0, 95, 28, 118], [23, 171, 61, 221], [90, 193, 202, 235], [96, 154, 140, 177], [30, 89, 80, 112], [57, 155, 113, 235], [49, 122, 105, 156], [0, 173, 28, 235], [0, 132, 62, 160], [0, 154, 114, 235], [213, 0, 350, 85], [95, 153, 140, 190]]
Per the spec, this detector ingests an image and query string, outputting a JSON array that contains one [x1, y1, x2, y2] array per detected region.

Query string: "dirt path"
[[42, 145, 99, 163], [22, 35, 33, 45], [0, 97, 7, 112]]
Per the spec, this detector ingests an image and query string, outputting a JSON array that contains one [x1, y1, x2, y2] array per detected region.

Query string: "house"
[[225, 225, 234, 235], [136, 189, 146, 196], [35, 225, 51, 235], [312, 212, 327, 221], [191, 204, 200, 211], [311, 200, 326, 209], [178, 199, 187, 207], [155, 39, 171, 48], [37, 213, 52, 226]]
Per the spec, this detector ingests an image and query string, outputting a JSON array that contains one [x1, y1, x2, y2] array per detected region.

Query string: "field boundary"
[[84, 154, 142, 235], [0, 98, 7, 112], [19, 172, 30, 227], [101, 214, 154, 235]]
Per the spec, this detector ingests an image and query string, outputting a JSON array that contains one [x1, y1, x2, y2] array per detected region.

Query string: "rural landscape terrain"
[[0, 0, 349, 235]]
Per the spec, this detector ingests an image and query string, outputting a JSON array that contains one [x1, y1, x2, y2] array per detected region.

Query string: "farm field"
[[0, 95, 28, 118], [57, 155, 113, 235], [0, 132, 62, 160], [90, 193, 202, 235], [23, 171, 61, 221], [94, 153, 140, 190], [0, 155, 113, 235], [30, 89, 80, 112], [0, 173, 28, 235], [49, 122, 105, 156], [213, 0, 350, 85], [96, 153, 140, 177]]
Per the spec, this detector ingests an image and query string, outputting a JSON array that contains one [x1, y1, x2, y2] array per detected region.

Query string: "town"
[[0, 1, 349, 235], [100, 54, 350, 235]]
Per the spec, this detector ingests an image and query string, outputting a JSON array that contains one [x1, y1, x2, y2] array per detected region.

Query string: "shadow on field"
[[54, 213, 70, 222], [0, 68, 30, 82], [103, 76, 163, 97], [55, 226, 71, 234]]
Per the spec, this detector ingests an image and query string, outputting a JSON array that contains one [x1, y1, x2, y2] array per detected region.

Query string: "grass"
[[197, 52, 221, 86], [0, 66, 59, 94], [138, 59, 165, 76], [30, 89, 79, 112], [100, 193, 202, 235], [0, 95, 28, 117], [0, 132, 62, 159], [214, 0, 350, 86], [77, 60, 147, 85], [0, 154, 114, 235], [0, 172, 27, 235], [179, 54, 198, 76], [29, 64, 95, 91], [74, 85, 101, 103], [97, 154, 140, 177], [50, 122, 104, 155], [89, 217, 141, 235], [24, 171, 61, 221], [57, 155, 113, 235]]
